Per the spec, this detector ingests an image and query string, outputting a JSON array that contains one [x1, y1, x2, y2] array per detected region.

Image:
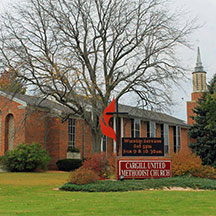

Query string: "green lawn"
[[0, 173, 215, 216]]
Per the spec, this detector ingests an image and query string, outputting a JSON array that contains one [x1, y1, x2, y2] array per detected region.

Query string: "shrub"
[[67, 147, 80, 152], [107, 153, 117, 178], [172, 150, 216, 179], [0, 156, 4, 164], [2, 143, 50, 172], [82, 153, 109, 178], [60, 176, 216, 192], [192, 165, 216, 179], [68, 167, 100, 185], [56, 159, 82, 171]]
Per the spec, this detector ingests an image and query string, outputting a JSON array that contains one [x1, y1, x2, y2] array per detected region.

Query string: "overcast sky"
[[0, 0, 216, 121]]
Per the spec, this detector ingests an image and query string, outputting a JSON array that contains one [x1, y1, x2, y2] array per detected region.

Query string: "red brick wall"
[[0, 96, 26, 155], [187, 101, 197, 125], [181, 128, 189, 152], [191, 92, 203, 101], [168, 126, 174, 154], [156, 124, 161, 138], [46, 117, 61, 169], [123, 118, 130, 137], [187, 92, 204, 125], [83, 122, 92, 158], [141, 121, 147, 137], [25, 110, 46, 147]]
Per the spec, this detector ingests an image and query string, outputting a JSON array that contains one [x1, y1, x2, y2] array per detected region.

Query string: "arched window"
[[5, 114, 15, 152]]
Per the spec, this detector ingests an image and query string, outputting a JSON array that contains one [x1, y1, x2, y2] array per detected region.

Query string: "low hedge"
[[60, 176, 216, 192], [56, 159, 82, 171]]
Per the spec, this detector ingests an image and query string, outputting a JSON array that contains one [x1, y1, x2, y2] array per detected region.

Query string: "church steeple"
[[187, 47, 207, 125], [195, 47, 204, 72], [192, 47, 206, 92]]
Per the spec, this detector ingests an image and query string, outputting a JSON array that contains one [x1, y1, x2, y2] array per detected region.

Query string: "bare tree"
[[0, 0, 196, 152]]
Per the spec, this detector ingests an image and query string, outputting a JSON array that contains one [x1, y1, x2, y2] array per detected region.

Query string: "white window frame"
[[68, 118, 76, 149], [101, 135, 107, 153], [150, 121, 156, 137], [176, 126, 181, 152], [131, 119, 141, 138], [164, 124, 169, 154]]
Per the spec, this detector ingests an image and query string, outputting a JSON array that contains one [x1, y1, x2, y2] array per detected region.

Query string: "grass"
[[0, 172, 215, 216]]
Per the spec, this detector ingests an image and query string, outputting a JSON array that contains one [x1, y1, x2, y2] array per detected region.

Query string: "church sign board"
[[122, 138, 164, 157], [117, 160, 172, 179], [100, 100, 172, 180]]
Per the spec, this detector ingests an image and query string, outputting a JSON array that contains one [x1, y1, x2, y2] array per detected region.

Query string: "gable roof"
[[119, 104, 188, 127], [0, 91, 188, 127]]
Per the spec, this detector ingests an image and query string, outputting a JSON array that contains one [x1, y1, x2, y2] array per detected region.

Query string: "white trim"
[[164, 124, 169, 154], [121, 117, 124, 139], [176, 126, 181, 152], [0, 91, 27, 107], [150, 121, 156, 137], [18, 105, 26, 109], [134, 119, 141, 138], [101, 137, 103, 152]]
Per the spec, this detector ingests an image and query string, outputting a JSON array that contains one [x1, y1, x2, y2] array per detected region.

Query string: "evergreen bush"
[[60, 177, 216, 192], [2, 143, 50, 172], [188, 74, 216, 168], [56, 159, 82, 171]]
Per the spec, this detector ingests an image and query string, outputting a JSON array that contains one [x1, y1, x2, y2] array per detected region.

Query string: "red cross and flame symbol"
[[99, 98, 116, 141]]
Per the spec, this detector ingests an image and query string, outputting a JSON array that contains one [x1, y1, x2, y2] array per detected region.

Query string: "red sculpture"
[[100, 98, 116, 141]]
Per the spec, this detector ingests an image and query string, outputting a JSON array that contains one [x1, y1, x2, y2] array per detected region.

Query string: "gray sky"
[[170, 0, 216, 121], [0, 0, 216, 121]]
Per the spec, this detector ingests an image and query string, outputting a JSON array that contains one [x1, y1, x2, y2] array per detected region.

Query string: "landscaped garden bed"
[[60, 176, 216, 192]]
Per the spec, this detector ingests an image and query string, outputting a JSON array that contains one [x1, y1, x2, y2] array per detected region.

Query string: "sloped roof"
[[118, 104, 188, 127], [0, 91, 188, 127], [14, 93, 66, 112]]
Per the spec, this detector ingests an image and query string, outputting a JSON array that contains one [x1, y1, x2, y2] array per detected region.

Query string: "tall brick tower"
[[187, 47, 207, 125]]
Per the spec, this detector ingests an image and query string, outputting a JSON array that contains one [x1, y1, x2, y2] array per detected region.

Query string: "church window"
[[160, 124, 164, 138], [173, 126, 177, 153], [164, 124, 169, 154], [5, 114, 15, 152], [101, 135, 107, 153], [177, 126, 181, 151], [150, 121, 156, 137], [147, 121, 156, 137], [131, 119, 140, 138], [68, 118, 76, 150], [173, 126, 181, 153]]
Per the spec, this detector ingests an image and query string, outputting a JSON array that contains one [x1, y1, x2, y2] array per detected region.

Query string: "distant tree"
[[0, 68, 26, 94], [0, 0, 197, 153], [188, 74, 216, 168]]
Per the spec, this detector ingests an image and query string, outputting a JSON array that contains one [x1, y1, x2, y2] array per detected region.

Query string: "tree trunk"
[[91, 129, 102, 153]]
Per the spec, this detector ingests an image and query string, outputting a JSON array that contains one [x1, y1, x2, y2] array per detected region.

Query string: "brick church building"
[[0, 48, 205, 169]]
